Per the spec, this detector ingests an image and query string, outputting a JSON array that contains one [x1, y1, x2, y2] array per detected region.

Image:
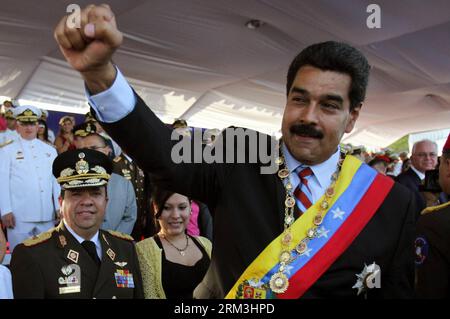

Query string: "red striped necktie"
[[293, 167, 314, 213]]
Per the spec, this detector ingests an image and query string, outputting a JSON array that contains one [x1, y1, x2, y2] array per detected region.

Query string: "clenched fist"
[[54, 4, 123, 93]]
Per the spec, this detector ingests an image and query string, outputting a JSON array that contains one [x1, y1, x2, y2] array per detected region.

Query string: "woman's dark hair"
[[151, 188, 191, 232], [38, 119, 49, 142], [286, 41, 370, 111]]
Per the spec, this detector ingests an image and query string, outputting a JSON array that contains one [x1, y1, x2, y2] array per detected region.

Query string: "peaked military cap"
[[14, 105, 41, 123], [40, 109, 49, 120], [4, 109, 14, 120], [53, 149, 112, 189], [85, 111, 97, 123], [72, 122, 97, 137]]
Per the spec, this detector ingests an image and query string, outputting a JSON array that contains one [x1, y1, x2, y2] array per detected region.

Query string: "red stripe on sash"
[[279, 174, 394, 299]]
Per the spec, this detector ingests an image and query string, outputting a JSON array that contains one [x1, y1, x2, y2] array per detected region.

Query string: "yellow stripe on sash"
[[225, 155, 363, 298]]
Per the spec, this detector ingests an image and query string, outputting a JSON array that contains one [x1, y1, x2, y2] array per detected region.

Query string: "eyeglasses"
[[415, 152, 437, 158]]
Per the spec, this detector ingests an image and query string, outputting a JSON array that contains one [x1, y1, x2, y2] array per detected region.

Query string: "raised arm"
[[54, 4, 121, 94]]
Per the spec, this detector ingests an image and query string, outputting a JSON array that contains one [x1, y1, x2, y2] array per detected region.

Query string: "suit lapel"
[[408, 168, 421, 184]]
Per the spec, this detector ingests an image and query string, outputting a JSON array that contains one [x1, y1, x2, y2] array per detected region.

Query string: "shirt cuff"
[[86, 66, 136, 123]]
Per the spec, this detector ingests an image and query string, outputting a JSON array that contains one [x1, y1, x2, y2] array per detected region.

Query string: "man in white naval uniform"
[[0, 109, 20, 147], [0, 105, 60, 253]]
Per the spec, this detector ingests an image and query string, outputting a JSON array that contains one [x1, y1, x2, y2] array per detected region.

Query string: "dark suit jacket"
[[97, 93, 416, 299], [415, 204, 450, 298], [396, 168, 426, 219], [10, 223, 143, 299]]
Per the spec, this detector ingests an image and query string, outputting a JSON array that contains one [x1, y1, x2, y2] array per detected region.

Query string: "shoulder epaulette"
[[22, 228, 55, 247], [0, 139, 13, 148], [113, 156, 122, 163], [107, 229, 134, 241], [421, 201, 450, 215]]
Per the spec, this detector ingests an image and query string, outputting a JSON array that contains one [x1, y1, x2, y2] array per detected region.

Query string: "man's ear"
[[344, 104, 361, 134]]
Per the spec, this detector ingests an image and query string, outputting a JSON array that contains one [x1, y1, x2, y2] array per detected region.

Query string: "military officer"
[[0, 108, 19, 147], [10, 149, 144, 298], [415, 134, 450, 298], [113, 152, 154, 239], [0, 105, 60, 253], [72, 121, 97, 149]]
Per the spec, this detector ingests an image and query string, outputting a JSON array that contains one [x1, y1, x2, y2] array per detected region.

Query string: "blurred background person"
[[396, 139, 438, 220], [136, 189, 211, 298], [400, 150, 412, 174], [40, 109, 55, 143], [85, 112, 120, 157], [81, 133, 137, 234], [72, 122, 96, 149], [0, 108, 19, 147], [0, 106, 60, 253], [368, 154, 391, 176], [37, 119, 54, 147], [55, 115, 76, 154]]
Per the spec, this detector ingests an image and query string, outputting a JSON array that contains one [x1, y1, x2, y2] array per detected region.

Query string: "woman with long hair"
[[37, 119, 53, 146], [135, 188, 211, 298]]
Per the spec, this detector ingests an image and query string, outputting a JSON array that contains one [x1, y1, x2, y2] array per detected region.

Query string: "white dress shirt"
[[281, 143, 340, 204]]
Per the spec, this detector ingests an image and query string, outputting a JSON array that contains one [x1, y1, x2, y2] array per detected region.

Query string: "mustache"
[[289, 124, 324, 139]]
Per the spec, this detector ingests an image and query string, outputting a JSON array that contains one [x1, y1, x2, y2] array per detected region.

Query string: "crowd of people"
[[0, 4, 449, 299]]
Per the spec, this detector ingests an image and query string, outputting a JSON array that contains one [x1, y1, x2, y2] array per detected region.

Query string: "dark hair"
[[151, 188, 191, 232], [286, 41, 370, 111], [368, 157, 388, 168], [37, 119, 49, 142]]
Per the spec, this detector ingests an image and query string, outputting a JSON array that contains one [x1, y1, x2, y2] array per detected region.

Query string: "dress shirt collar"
[[411, 165, 425, 180], [281, 143, 340, 189], [63, 220, 101, 252]]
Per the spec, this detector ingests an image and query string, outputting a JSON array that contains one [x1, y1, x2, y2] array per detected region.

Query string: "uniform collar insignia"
[[67, 249, 79, 263], [58, 235, 67, 248], [107, 248, 116, 261]]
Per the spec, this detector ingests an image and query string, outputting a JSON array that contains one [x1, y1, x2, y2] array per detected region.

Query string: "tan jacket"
[[136, 236, 212, 298]]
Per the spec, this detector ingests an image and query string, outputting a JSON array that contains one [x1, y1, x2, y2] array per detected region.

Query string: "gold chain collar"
[[269, 142, 343, 294]]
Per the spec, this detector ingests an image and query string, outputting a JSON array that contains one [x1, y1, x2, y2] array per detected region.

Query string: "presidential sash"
[[226, 155, 394, 299]]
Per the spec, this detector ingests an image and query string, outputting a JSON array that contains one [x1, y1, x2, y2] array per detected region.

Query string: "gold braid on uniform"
[[22, 228, 55, 247], [421, 201, 450, 215], [0, 140, 13, 148]]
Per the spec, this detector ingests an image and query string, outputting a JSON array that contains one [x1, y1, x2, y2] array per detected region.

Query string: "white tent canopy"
[[1, 0, 450, 147]]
